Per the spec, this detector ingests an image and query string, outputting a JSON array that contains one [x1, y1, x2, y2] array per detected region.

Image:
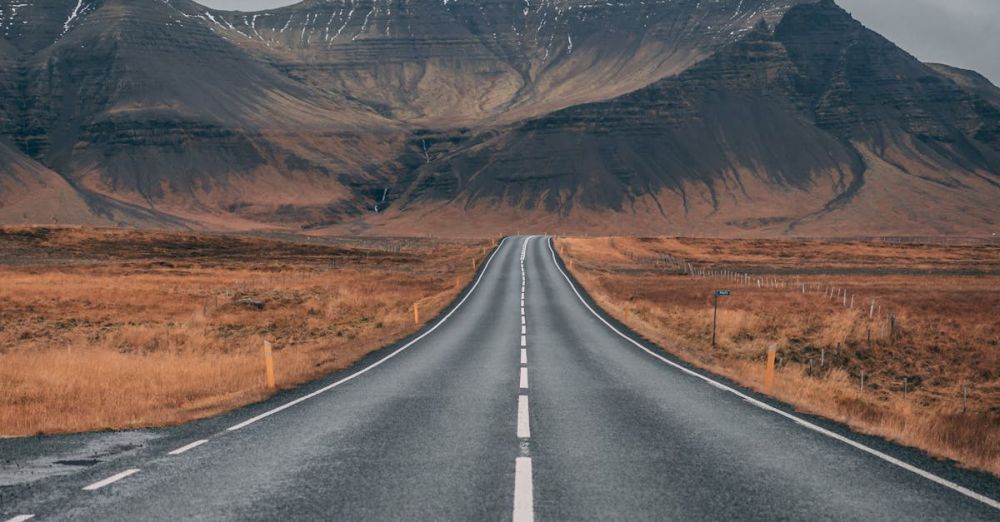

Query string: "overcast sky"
[[197, 0, 999, 84]]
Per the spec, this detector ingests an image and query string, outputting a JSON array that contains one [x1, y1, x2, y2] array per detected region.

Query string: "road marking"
[[521, 316, 526, 325], [521, 300, 525, 307], [518, 395, 531, 438], [168, 439, 209, 456], [520, 335, 527, 347], [521, 325, 526, 335], [513, 457, 534, 522], [226, 238, 511, 431], [83, 469, 140, 491], [520, 367, 529, 389], [5, 515, 34, 522], [521, 349, 527, 365], [545, 238, 1000, 512]]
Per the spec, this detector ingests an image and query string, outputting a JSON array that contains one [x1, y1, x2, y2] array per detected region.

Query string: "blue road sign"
[[716, 290, 731, 297]]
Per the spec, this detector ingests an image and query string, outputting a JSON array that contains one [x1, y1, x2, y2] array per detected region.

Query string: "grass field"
[[556, 236, 1000, 476], [0, 227, 491, 436]]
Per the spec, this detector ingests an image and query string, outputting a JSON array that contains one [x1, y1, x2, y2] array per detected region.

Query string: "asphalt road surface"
[[2, 236, 999, 521]]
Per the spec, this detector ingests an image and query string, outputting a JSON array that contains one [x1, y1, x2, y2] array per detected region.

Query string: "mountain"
[[1, 0, 997, 236]]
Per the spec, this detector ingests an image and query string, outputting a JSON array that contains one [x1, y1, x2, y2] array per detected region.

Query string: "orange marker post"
[[263, 340, 276, 389], [764, 345, 777, 393]]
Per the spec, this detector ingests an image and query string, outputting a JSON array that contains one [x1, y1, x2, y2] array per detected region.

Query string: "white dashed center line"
[[514, 237, 536, 522], [168, 439, 209, 456], [518, 394, 531, 438], [83, 469, 140, 491], [513, 457, 535, 522]]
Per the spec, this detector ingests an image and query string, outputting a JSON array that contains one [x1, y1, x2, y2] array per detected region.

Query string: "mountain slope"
[[182, 0, 810, 125], [0, 0, 997, 236], [372, 0, 1000, 236], [0, 139, 189, 227]]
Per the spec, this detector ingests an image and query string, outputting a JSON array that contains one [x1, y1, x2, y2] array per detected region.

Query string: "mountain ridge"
[[0, 0, 997, 236]]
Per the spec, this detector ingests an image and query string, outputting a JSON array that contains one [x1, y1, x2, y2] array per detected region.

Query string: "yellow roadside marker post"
[[765, 345, 777, 393], [414, 303, 420, 325], [263, 340, 276, 389]]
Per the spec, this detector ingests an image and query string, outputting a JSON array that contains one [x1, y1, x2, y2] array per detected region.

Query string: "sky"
[[197, 0, 1000, 84]]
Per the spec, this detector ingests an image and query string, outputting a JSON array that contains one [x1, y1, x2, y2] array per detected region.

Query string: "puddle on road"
[[0, 431, 159, 486]]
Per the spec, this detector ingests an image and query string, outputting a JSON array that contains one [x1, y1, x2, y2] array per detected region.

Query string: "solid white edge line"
[[83, 469, 140, 491], [168, 439, 209, 456], [227, 237, 513, 432], [520, 367, 529, 389], [5, 515, 34, 522], [521, 349, 527, 365], [517, 395, 531, 438], [513, 457, 534, 522], [545, 238, 1000, 511]]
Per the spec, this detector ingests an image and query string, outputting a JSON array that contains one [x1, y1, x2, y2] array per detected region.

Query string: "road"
[[2, 236, 999, 521]]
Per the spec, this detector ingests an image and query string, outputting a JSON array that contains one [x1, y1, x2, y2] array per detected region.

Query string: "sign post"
[[712, 290, 731, 347]]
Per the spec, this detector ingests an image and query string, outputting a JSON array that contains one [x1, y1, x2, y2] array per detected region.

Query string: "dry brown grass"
[[0, 227, 492, 436], [557, 236, 1000, 476]]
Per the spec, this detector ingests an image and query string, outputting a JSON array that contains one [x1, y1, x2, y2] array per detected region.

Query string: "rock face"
[[1, 0, 997, 235]]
